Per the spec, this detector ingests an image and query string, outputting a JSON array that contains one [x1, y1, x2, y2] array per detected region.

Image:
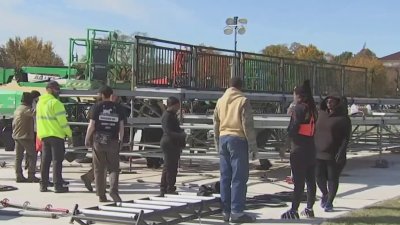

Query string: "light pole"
[[224, 17, 247, 77]]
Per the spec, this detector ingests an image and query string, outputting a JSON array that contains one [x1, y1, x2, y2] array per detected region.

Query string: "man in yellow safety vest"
[[36, 81, 72, 193]]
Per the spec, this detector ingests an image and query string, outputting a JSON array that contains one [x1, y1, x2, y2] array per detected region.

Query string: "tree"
[[334, 51, 353, 64], [347, 48, 388, 97], [261, 44, 293, 58], [0, 36, 63, 68], [293, 44, 325, 62]]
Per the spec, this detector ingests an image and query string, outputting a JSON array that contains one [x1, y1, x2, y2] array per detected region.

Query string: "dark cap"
[[46, 80, 60, 89]]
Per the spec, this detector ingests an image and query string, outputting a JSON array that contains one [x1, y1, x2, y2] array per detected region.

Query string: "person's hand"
[[248, 143, 259, 161], [85, 138, 91, 148], [67, 137, 73, 146], [335, 153, 346, 164], [118, 140, 123, 151], [249, 151, 258, 161], [215, 141, 220, 152]]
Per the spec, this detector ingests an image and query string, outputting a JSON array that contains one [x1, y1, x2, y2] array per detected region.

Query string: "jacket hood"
[[320, 94, 348, 116], [221, 87, 245, 104]]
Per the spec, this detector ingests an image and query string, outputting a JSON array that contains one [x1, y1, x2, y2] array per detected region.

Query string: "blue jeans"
[[219, 135, 249, 214]]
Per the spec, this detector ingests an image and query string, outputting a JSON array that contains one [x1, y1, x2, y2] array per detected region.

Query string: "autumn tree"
[[261, 42, 325, 62], [347, 48, 388, 97], [262, 44, 293, 58], [293, 44, 325, 62], [0, 36, 63, 68]]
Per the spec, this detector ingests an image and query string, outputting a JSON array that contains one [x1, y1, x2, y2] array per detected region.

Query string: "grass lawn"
[[322, 197, 400, 225]]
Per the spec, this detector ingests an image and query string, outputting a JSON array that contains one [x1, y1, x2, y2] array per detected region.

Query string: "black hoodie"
[[314, 96, 351, 162]]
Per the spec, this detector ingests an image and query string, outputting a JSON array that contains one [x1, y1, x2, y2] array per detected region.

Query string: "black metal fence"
[[135, 36, 368, 97]]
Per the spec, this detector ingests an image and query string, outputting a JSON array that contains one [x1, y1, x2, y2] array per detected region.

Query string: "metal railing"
[[135, 36, 369, 97]]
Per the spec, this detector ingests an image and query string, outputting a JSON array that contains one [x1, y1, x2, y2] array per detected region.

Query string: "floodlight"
[[224, 26, 233, 35], [238, 26, 246, 35], [238, 18, 248, 24], [226, 18, 235, 25]]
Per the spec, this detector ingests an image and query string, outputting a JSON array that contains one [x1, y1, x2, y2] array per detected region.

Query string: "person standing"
[[281, 80, 317, 219], [24, 90, 41, 171], [315, 94, 351, 212], [85, 86, 126, 202], [37, 81, 72, 193], [160, 97, 186, 196], [12, 92, 39, 183], [213, 77, 258, 223]]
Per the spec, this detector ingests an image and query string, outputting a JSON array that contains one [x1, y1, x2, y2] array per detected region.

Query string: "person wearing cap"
[[281, 80, 317, 219], [36, 81, 72, 193], [213, 77, 258, 223], [85, 86, 126, 202], [314, 93, 351, 212], [12, 92, 39, 183]]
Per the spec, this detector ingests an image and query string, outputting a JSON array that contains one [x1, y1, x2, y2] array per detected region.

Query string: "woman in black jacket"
[[281, 80, 317, 219], [160, 96, 186, 196], [314, 94, 351, 212]]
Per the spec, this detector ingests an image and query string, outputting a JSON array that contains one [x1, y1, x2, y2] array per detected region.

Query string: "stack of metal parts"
[[71, 193, 221, 225]]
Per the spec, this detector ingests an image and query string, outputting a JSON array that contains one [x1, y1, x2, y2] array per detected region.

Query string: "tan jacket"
[[213, 87, 257, 151], [12, 104, 34, 140]]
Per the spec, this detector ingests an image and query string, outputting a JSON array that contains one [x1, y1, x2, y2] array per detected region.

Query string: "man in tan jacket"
[[12, 92, 39, 183], [213, 77, 258, 223]]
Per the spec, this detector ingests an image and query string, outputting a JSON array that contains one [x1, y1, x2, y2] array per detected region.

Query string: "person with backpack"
[[84, 86, 126, 202], [315, 94, 351, 212], [281, 80, 317, 219]]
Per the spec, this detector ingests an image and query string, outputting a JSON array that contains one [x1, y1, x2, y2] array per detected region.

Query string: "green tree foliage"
[[0, 36, 63, 68], [334, 51, 353, 64], [262, 44, 293, 58]]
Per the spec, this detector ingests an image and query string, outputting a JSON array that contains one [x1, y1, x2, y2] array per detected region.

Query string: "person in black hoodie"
[[281, 80, 317, 219], [314, 94, 351, 212], [160, 96, 186, 196]]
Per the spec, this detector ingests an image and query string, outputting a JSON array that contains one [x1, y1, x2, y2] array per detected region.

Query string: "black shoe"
[[54, 186, 69, 193], [301, 208, 315, 218], [222, 212, 230, 222], [99, 195, 109, 202], [27, 176, 40, 183], [16, 176, 28, 183], [80, 175, 93, 192], [110, 192, 122, 202], [281, 209, 300, 219], [49, 180, 69, 187], [40, 185, 48, 192], [230, 214, 256, 223]]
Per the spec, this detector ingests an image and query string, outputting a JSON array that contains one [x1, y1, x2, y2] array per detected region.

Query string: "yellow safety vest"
[[36, 93, 72, 139]]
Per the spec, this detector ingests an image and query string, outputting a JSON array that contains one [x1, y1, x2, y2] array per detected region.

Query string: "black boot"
[[40, 181, 48, 192], [16, 175, 28, 183], [54, 185, 69, 193], [27, 175, 40, 183]]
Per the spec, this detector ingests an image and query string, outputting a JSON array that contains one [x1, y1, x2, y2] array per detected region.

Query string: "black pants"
[[40, 137, 65, 187], [160, 142, 181, 193], [290, 152, 316, 211], [316, 159, 346, 205]]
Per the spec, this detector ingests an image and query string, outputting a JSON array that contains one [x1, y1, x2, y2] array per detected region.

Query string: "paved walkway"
[[0, 149, 399, 225]]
